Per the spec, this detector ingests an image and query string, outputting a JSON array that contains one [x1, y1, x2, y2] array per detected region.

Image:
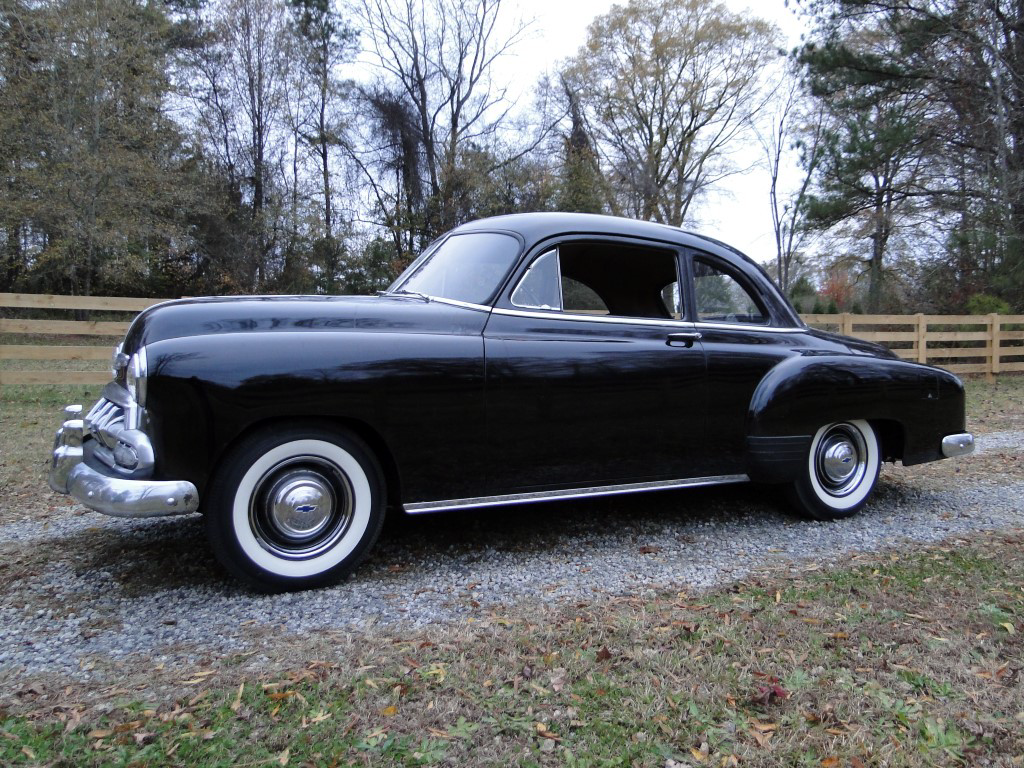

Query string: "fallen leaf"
[[380, 706, 398, 716], [1000, 622, 1016, 634], [21, 747, 35, 760], [278, 747, 290, 766], [231, 682, 244, 712], [87, 729, 112, 739], [822, 758, 840, 767], [550, 668, 567, 692], [750, 728, 773, 747], [535, 722, 560, 740], [596, 647, 613, 662], [267, 691, 296, 701]]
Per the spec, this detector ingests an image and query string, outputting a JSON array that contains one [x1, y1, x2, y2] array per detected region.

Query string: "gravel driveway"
[[2, 431, 1022, 683]]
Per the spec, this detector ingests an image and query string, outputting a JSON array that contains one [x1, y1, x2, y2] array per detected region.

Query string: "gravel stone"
[[1, 431, 1022, 681]]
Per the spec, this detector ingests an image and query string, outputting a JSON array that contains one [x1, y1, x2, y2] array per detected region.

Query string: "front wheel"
[[787, 420, 881, 521], [205, 426, 385, 592]]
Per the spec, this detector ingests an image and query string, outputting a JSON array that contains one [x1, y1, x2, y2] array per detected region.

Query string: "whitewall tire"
[[787, 419, 881, 521], [205, 426, 385, 591]]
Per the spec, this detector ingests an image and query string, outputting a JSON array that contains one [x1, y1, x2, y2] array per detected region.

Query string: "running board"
[[404, 474, 750, 514]]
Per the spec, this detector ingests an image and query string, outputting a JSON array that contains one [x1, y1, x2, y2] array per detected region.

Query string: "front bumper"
[[48, 404, 199, 518]]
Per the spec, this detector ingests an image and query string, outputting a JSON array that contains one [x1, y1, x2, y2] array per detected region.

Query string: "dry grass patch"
[[964, 374, 1024, 434], [0, 385, 102, 525]]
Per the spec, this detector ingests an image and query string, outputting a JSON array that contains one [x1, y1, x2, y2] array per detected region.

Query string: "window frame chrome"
[[510, 248, 563, 311]]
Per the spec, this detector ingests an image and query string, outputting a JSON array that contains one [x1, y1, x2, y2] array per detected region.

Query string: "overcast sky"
[[492, 0, 813, 265]]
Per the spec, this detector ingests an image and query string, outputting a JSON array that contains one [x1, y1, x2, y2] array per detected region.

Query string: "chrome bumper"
[[48, 405, 199, 518], [941, 432, 975, 458]]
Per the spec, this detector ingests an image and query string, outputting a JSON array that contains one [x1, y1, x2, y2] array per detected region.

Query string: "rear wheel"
[[787, 420, 880, 521], [205, 425, 385, 592]]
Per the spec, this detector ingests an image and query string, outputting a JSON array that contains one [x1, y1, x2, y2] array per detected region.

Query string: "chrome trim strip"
[[694, 321, 808, 334], [404, 474, 749, 514], [492, 306, 700, 329], [941, 433, 975, 458], [428, 296, 492, 312]]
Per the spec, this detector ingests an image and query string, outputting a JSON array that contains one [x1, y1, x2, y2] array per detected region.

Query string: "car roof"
[[451, 212, 762, 268], [452, 212, 802, 328]]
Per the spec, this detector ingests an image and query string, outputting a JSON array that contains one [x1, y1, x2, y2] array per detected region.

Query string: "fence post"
[[841, 312, 853, 336], [916, 313, 927, 364], [989, 312, 1001, 380]]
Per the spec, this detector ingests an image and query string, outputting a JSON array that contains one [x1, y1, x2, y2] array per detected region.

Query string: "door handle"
[[666, 331, 702, 347]]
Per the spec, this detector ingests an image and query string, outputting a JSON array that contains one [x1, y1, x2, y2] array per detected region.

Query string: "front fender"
[[746, 354, 965, 480]]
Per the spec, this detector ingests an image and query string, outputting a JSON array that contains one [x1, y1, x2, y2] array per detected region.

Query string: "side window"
[[562, 277, 608, 314], [511, 250, 562, 310], [693, 258, 767, 325], [509, 241, 681, 320], [661, 282, 681, 319]]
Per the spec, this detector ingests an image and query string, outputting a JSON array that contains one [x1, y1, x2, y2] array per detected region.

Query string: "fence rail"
[[2, 294, 1022, 385], [801, 312, 1024, 376]]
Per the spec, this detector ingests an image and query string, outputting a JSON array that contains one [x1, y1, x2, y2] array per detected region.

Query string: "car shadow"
[[47, 482, 789, 595], [45, 478, 910, 598]]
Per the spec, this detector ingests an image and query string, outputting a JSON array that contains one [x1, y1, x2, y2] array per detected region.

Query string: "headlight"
[[125, 347, 148, 407]]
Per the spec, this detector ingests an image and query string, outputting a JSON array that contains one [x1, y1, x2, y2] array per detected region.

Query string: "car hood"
[[122, 294, 489, 352]]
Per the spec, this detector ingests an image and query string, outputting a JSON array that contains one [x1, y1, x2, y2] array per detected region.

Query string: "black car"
[[49, 213, 974, 590]]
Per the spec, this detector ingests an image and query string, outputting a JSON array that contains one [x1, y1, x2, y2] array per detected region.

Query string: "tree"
[[186, 0, 292, 290], [561, 0, 779, 226], [555, 77, 606, 214], [351, 0, 534, 254], [0, 0, 197, 297], [758, 72, 827, 294], [287, 0, 357, 292], [797, 0, 1024, 310], [805, 91, 932, 312]]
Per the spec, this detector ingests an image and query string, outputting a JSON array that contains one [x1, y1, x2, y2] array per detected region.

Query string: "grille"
[[84, 398, 128, 450]]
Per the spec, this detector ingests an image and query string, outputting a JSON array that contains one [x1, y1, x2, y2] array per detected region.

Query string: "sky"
[[491, 0, 813, 266]]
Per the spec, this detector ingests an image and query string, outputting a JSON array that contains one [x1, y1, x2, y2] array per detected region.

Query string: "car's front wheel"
[[787, 419, 881, 521], [205, 425, 385, 591]]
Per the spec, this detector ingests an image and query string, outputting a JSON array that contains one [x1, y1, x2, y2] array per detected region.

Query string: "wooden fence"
[[0, 293, 169, 385], [2, 293, 1023, 385], [802, 312, 1024, 377]]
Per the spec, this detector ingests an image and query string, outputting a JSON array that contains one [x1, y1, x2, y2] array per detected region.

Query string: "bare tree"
[[187, 0, 292, 288], [758, 73, 827, 293], [561, 0, 779, 227], [352, 0, 531, 249]]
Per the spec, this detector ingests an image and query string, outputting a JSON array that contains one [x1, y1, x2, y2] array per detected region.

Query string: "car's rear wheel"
[[205, 425, 385, 592], [787, 419, 880, 521]]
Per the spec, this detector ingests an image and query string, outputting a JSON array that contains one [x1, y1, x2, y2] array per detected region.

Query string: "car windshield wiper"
[[378, 289, 432, 302]]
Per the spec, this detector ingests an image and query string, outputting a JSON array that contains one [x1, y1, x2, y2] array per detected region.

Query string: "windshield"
[[389, 232, 521, 305]]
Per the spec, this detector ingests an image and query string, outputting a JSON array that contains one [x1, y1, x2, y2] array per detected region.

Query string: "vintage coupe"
[[49, 213, 974, 590]]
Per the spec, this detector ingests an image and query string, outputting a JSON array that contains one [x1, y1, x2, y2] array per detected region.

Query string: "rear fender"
[[745, 354, 963, 481]]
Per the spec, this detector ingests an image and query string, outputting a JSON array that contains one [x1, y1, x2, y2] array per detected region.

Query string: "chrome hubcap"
[[250, 458, 353, 560], [815, 424, 867, 497], [268, 474, 333, 541], [821, 440, 856, 484]]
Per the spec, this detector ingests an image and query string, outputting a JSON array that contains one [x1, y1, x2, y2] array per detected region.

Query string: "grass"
[[0, 384, 103, 525], [963, 373, 1024, 433], [1, 534, 1022, 766]]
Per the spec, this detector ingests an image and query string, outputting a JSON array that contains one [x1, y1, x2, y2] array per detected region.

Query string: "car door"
[[482, 237, 712, 494], [686, 250, 808, 473]]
